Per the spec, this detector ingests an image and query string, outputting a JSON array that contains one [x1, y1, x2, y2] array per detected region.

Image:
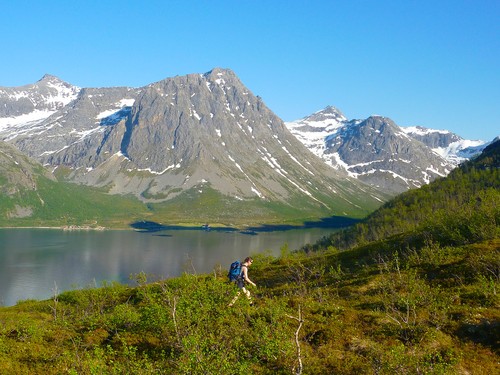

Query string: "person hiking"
[[229, 257, 256, 307]]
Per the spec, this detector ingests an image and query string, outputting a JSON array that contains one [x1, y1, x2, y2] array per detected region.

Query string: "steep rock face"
[[0, 69, 387, 215], [112, 69, 331, 199], [88, 68, 382, 207]]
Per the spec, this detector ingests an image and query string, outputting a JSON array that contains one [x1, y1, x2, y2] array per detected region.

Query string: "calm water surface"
[[0, 227, 334, 306]]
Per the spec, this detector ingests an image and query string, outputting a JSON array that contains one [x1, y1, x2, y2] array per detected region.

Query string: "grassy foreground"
[[0, 238, 498, 374]]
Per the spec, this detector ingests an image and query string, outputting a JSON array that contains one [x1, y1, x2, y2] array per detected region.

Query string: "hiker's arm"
[[243, 267, 256, 287]]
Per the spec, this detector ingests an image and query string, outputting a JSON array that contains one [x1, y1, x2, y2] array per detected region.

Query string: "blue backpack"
[[228, 260, 242, 282]]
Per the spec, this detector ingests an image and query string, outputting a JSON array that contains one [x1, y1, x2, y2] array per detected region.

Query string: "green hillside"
[[0, 141, 149, 228], [0, 149, 381, 229], [1, 177, 378, 229], [145, 184, 378, 227], [0, 240, 497, 373], [0, 176, 150, 228]]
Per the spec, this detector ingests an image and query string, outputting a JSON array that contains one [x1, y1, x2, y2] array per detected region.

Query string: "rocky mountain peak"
[[0, 74, 80, 129], [302, 105, 347, 123], [284, 106, 349, 165], [204, 67, 236, 77], [37, 74, 63, 83]]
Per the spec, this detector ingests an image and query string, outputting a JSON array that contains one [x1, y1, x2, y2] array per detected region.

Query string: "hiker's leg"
[[229, 291, 241, 307], [242, 287, 252, 302]]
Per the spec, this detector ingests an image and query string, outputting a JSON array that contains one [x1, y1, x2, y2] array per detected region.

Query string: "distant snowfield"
[[0, 109, 54, 131], [96, 99, 135, 120], [0, 78, 81, 137], [402, 126, 451, 136], [432, 139, 485, 158], [400, 126, 487, 165]]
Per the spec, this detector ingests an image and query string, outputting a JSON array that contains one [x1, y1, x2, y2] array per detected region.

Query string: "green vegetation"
[[1, 176, 377, 229], [0, 239, 497, 374], [0, 176, 150, 228], [0, 141, 498, 373]]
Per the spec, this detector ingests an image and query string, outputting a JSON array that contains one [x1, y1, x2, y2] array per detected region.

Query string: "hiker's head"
[[244, 257, 253, 265]]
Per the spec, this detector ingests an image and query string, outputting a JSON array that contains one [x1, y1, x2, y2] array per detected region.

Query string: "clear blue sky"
[[1, 0, 499, 141]]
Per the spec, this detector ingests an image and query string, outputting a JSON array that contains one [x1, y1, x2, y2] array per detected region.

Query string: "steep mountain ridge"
[[287, 106, 489, 194]]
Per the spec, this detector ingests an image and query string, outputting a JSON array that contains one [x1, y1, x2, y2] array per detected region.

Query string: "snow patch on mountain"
[[401, 126, 487, 165], [0, 75, 80, 139], [403, 126, 451, 136], [0, 109, 55, 131], [96, 99, 135, 120], [285, 106, 347, 159], [432, 139, 486, 163]]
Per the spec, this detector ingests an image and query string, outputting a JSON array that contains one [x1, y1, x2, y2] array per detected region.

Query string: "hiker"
[[229, 257, 256, 306]]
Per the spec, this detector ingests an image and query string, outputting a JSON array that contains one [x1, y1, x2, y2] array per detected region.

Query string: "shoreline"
[[0, 216, 359, 233]]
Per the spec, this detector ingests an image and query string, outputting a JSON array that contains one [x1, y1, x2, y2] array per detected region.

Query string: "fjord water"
[[0, 227, 334, 306]]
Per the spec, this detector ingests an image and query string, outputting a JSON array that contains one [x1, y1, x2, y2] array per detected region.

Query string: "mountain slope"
[[0, 140, 148, 227], [0, 140, 55, 219]]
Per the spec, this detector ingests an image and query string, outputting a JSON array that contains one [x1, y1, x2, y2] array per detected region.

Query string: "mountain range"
[[0, 68, 495, 225], [286, 106, 490, 194], [0, 69, 391, 225]]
